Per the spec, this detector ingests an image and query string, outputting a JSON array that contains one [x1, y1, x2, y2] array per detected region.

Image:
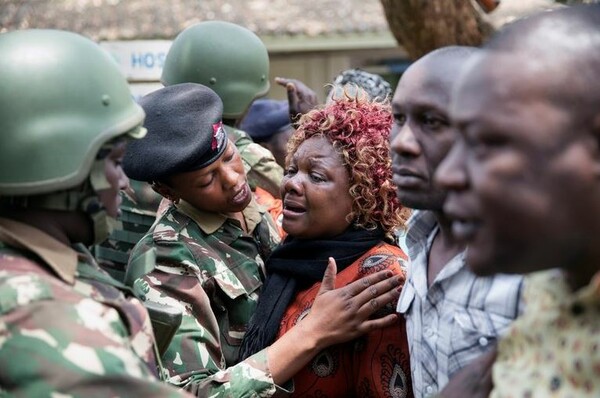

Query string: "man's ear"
[[151, 181, 179, 204]]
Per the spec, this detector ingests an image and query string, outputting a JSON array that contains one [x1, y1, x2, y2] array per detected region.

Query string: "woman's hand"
[[266, 257, 402, 384], [299, 257, 403, 350]]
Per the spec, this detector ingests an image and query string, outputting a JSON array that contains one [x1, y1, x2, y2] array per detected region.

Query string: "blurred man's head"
[[436, 5, 600, 288]]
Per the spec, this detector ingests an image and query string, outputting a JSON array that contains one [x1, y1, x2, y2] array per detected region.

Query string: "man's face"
[[390, 57, 459, 210], [438, 52, 599, 276]]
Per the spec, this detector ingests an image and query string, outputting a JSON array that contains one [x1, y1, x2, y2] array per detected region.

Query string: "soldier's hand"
[[275, 77, 319, 125], [299, 257, 402, 349], [438, 347, 497, 398]]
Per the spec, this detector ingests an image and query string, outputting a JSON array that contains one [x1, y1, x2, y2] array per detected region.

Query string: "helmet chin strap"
[[82, 157, 122, 245], [0, 157, 121, 245], [87, 207, 121, 245]]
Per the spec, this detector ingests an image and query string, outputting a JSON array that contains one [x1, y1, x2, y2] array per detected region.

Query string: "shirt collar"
[[175, 196, 265, 235], [526, 268, 600, 313], [406, 210, 439, 262], [0, 217, 78, 284], [405, 210, 467, 288]]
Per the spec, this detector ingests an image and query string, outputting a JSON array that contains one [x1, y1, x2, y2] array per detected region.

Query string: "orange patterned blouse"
[[276, 242, 414, 398]]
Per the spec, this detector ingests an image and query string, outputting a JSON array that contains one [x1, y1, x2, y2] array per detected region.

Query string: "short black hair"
[[484, 5, 600, 120]]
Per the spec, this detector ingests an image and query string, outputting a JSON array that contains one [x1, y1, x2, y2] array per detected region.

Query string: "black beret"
[[239, 99, 291, 143], [123, 83, 227, 182]]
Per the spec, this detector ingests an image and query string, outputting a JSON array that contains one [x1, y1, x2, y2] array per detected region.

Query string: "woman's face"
[[281, 136, 353, 239], [161, 140, 252, 214]]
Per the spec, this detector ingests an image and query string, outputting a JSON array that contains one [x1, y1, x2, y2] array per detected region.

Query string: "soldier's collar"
[[0, 217, 77, 284], [176, 197, 263, 235]]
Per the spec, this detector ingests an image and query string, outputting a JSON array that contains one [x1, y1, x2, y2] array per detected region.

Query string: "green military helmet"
[[161, 21, 270, 119], [0, 29, 145, 196]]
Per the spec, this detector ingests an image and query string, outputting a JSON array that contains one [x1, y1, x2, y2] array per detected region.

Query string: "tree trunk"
[[380, 0, 568, 60], [380, 0, 491, 60]]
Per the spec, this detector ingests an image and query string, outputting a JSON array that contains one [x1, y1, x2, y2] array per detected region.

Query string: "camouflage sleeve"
[[94, 180, 163, 281], [185, 350, 280, 398], [129, 229, 280, 397], [0, 270, 189, 398], [230, 128, 284, 198]]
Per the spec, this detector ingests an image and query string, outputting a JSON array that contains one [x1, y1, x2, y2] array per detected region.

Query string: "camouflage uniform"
[[0, 218, 189, 397], [127, 197, 283, 396], [94, 179, 162, 281]]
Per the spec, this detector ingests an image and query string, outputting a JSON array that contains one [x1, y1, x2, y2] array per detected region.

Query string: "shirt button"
[[425, 328, 435, 338], [425, 385, 434, 394], [479, 336, 489, 347]]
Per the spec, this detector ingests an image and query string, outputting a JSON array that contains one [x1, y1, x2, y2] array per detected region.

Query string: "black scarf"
[[239, 226, 384, 359]]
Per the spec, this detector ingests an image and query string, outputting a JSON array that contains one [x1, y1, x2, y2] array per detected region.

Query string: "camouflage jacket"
[[226, 125, 283, 198], [127, 198, 283, 397], [94, 179, 162, 280], [0, 217, 189, 398]]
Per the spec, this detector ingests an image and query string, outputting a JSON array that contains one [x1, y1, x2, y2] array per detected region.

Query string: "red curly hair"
[[286, 86, 408, 241]]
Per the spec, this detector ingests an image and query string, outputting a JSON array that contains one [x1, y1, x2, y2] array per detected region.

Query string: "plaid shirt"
[[397, 210, 524, 398]]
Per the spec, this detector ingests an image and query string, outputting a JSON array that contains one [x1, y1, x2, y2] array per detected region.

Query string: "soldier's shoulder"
[[225, 125, 277, 162], [147, 207, 193, 243], [0, 244, 58, 280], [224, 124, 250, 142], [0, 243, 42, 266], [129, 207, 207, 267], [244, 141, 279, 163], [0, 265, 55, 316]]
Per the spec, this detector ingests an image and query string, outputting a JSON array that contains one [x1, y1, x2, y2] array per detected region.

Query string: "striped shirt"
[[397, 210, 524, 398]]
